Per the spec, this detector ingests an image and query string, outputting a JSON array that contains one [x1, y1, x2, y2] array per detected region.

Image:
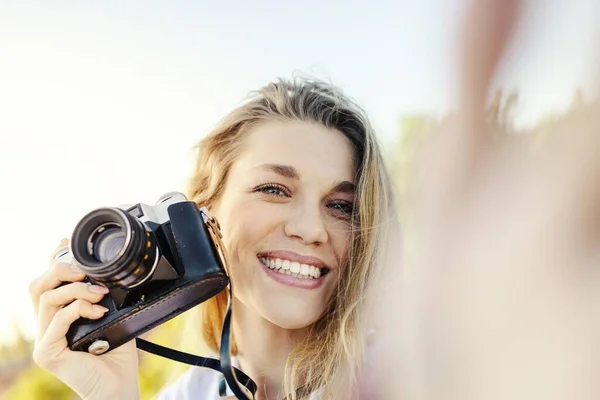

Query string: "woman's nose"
[[283, 201, 328, 245]]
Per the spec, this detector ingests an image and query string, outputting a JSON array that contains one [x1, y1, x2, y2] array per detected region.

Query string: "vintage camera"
[[55, 192, 229, 355]]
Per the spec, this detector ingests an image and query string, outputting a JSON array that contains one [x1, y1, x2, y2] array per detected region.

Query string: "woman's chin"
[[261, 304, 323, 331]]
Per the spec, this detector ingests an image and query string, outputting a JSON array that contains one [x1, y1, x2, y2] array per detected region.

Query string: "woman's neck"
[[231, 297, 308, 400]]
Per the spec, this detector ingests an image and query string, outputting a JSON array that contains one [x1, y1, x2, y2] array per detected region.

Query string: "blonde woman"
[[28, 77, 398, 400]]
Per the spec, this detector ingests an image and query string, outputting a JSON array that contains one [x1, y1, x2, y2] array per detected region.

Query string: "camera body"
[[56, 192, 229, 355]]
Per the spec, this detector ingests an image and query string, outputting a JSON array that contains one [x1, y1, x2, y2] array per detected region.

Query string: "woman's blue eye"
[[328, 201, 354, 214], [257, 184, 288, 197], [255, 185, 353, 215]]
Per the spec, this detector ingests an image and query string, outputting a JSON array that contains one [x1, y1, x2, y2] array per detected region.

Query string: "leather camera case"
[[66, 201, 230, 353]]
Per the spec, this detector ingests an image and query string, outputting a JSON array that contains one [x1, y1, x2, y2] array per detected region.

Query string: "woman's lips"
[[258, 256, 326, 290], [257, 250, 328, 269]]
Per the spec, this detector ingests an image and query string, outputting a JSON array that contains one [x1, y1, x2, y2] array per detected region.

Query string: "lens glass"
[[90, 224, 126, 263], [71, 207, 160, 289]]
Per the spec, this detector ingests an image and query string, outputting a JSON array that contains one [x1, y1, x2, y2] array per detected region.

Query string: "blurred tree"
[[486, 89, 520, 135], [389, 113, 437, 200], [0, 343, 8, 360], [11, 322, 33, 357], [3, 365, 75, 400], [2, 316, 191, 399], [388, 88, 524, 205]]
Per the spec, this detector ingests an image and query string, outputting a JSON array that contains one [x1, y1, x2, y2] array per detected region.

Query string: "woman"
[[28, 77, 399, 400]]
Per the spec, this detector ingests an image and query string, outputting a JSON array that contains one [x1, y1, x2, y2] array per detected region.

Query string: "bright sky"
[[1, 0, 598, 344]]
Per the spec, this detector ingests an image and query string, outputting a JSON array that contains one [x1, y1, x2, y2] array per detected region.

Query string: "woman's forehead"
[[237, 120, 356, 179]]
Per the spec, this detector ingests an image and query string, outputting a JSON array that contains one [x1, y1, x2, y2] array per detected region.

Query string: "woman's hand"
[[29, 239, 140, 400], [371, 1, 600, 399]]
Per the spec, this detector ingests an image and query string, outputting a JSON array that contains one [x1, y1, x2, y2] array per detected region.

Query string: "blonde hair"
[[186, 76, 397, 399]]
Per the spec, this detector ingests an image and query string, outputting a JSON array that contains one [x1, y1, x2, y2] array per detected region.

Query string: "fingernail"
[[92, 305, 109, 313], [88, 285, 109, 294]]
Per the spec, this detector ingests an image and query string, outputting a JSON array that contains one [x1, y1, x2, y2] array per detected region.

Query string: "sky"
[[0, 0, 599, 344]]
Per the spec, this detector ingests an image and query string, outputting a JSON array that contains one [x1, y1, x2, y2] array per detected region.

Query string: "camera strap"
[[135, 282, 258, 399], [136, 206, 257, 399]]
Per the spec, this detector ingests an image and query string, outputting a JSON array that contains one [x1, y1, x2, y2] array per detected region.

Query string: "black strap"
[[219, 284, 257, 399], [136, 338, 222, 372], [135, 282, 257, 399], [219, 374, 228, 397], [136, 338, 257, 398]]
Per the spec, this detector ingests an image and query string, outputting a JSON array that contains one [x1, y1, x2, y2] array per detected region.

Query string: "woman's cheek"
[[331, 227, 351, 265]]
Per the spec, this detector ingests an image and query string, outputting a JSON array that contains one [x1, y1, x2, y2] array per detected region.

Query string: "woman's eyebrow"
[[256, 163, 299, 180], [255, 163, 354, 193], [331, 181, 355, 194]]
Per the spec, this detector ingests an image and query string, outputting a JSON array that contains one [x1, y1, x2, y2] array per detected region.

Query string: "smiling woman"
[[181, 78, 398, 399], [208, 120, 356, 329], [28, 77, 399, 400]]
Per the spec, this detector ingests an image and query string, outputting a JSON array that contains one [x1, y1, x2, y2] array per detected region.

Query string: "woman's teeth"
[[260, 257, 323, 279]]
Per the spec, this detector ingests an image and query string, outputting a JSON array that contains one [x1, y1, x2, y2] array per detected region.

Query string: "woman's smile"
[[257, 250, 332, 290]]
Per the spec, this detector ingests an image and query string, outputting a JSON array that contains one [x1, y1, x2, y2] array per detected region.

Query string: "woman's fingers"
[[29, 261, 86, 315], [416, 0, 523, 217], [36, 281, 109, 340], [33, 299, 108, 368], [458, 0, 522, 113]]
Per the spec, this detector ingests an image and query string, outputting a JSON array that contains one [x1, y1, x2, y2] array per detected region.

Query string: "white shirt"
[[156, 329, 378, 399], [155, 358, 323, 399]]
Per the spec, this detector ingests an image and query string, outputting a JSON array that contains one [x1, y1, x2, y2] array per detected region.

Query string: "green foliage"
[[386, 88, 566, 199], [1, 316, 191, 400], [3, 364, 75, 400]]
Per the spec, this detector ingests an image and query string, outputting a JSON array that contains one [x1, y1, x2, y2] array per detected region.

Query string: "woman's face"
[[211, 120, 356, 329]]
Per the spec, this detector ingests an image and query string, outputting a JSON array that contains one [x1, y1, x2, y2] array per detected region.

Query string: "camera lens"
[[90, 224, 127, 263], [70, 207, 159, 289]]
